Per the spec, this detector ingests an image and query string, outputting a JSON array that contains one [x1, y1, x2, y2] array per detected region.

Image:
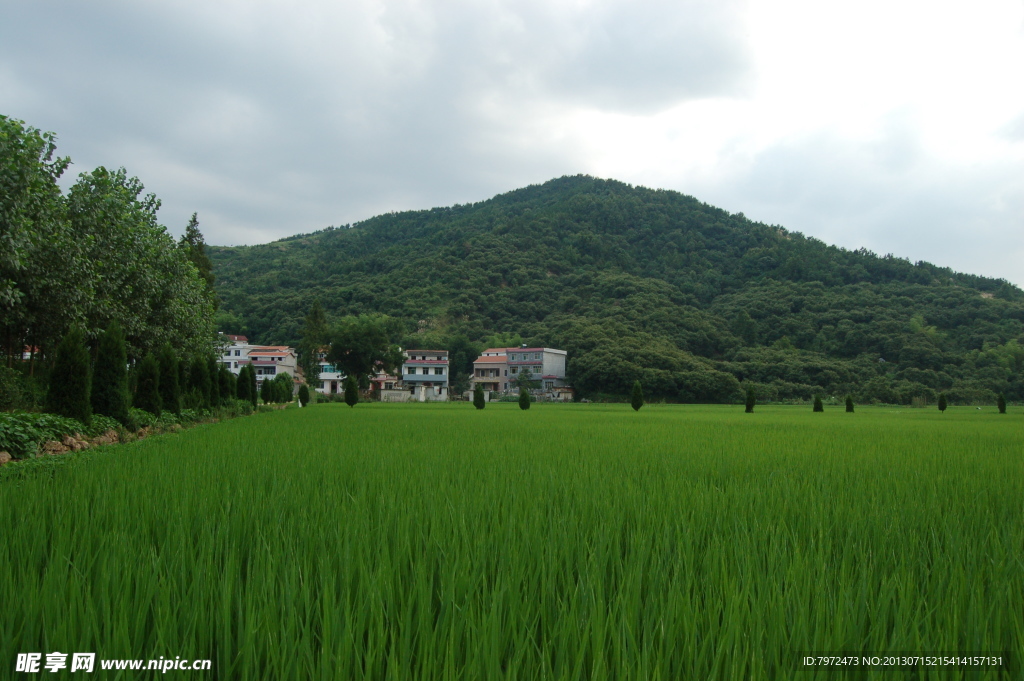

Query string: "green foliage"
[[344, 375, 359, 408], [92, 321, 130, 426], [327, 314, 404, 389], [179, 212, 217, 309], [631, 380, 644, 411], [997, 393, 1006, 414], [298, 298, 329, 385], [157, 343, 181, 415], [0, 411, 85, 458], [128, 407, 157, 431], [0, 367, 25, 411], [260, 378, 272, 405], [48, 328, 91, 425], [246, 365, 257, 407], [298, 384, 310, 407], [273, 373, 294, 403], [518, 388, 530, 410], [207, 357, 221, 409], [218, 364, 235, 402], [133, 353, 161, 417], [207, 176, 1024, 403], [189, 358, 211, 410], [236, 364, 252, 404], [745, 386, 755, 413], [473, 383, 485, 410], [813, 395, 824, 412], [845, 395, 854, 413], [938, 393, 948, 412]]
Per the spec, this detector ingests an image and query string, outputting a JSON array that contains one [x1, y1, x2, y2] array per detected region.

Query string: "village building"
[[401, 349, 449, 401], [470, 346, 571, 400], [219, 333, 298, 388]]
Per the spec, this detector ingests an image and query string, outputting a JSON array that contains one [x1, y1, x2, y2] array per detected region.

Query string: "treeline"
[[208, 176, 1024, 404]]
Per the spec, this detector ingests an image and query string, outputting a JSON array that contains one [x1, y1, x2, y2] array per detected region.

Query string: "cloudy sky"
[[3, 0, 1022, 285]]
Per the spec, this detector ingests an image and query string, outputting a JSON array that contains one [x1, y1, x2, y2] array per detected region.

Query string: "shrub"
[[128, 407, 157, 430], [219, 364, 235, 401], [133, 353, 162, 417], [260, 378, 273, 405], [48, 328, 92, 426], [473, 383, 485, 410], [298, 385, 310, 407], [236, 364, 251, 404], [745, 387, 755, 414], [938, 393, 947, 413], [344, 375, 359, 408], [92, 321, 130, 426], [813, 395, 824, 412], [157, 343, 181, 415], [0, 412, 87, 458], [83, 415, 121, 438], [274, 373, 294, 403], [189, 359, 211, 409], [997, 393, 1006, 414], [208, 357, 222, 409], [0, 367, 25, 411], [519, 389, 530, 411], [845, 395, 854, 413], [631, 381, 644, 412]]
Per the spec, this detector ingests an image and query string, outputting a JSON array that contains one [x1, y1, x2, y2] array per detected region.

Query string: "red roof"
[[405, 350, 447, 354], [223, 334, 248, 342], [474, 356, 508, 364]]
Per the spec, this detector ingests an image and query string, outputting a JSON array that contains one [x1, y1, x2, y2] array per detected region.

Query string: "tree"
[[274, 373, 294, 403], [48, 328, 91, 425], [298, 384, 310, 407], [260, 378, 272, 405], [179, 212, 217, 309], [631, 380, 644, 411], [513, 366, 540, 392], [133, 352, 161, 416], [157, 343, 181, 415], [845, 395, 854, 413], [344, 374, 359, 407], [473, 383, 486, 410], [745, 386, 755, 414], [219, 364, 235, 402], [938, 392, 947, 413], [246, 364, 258, 407], [326, 314, 405, 389], [813, 395, 823, 412], [997, 393, 1006, 414], [189, 358, 212, 409], [207, 357, 221, 408], [519, 388, 530, 410], [92, 320, 130, 425], [298, 298, 329, 385], [236, 364, 251, 404]]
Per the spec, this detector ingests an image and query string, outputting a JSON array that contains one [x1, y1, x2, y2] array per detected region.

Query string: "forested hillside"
[[209, 176, 1024, 403]]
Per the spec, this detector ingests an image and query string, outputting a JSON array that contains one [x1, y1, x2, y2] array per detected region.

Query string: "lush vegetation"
[[209, 176, 1024, 404], [2, 403, 1020, 679]]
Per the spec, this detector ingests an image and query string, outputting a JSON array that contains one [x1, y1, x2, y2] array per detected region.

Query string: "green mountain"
[[209, 175, 1024, 403]]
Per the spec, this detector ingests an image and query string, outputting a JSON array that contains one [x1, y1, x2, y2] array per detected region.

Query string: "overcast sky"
[[3, 0, 1022, 286]]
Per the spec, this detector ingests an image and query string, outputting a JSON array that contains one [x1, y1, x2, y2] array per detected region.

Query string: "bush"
[[938, 393, 948, 412], [157, 343, 181, 415], [745, 387, 755, 414], [997, 393, 1006, 414], [845, 395, 854, 413], [473, 383, 485, 410], [344, 375, 359, 407], [128, 407, 157, 431], [519, 389, 530, 410], [298, 385, 310, 407], [0, 411, 85, 459], [237, 364, 252, 404], [631, 381, 644, 412], [83, 415, 121, 438], [0, 367, 25, 411], [813, 395, 824, 412], [48, 328, 92, 425]]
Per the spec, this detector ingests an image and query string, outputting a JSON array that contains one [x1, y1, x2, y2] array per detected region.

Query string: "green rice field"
[[2, 403, 1022, 679]]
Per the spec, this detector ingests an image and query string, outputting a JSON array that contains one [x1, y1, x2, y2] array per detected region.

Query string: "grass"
[[1, 403, 1021, 679]]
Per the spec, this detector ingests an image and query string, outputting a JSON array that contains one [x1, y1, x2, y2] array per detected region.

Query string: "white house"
[[218, 334, 297, 388]]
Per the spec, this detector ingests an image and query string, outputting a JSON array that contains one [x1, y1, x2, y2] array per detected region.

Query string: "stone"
[[0, 451, 11, 465]]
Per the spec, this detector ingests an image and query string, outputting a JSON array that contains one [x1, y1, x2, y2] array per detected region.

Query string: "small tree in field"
[[259, 378, 272, 405], [49, 328, 92, 425], [845, 395, 854, 413], [134, 352, 162, 416], [938, 393, 947, 413], [519, 388, 530, 410], [298, 384, 310, 407], [813, 395, 824, 412], [92, 321, 129, 426], [631, 380, 644, 411], [473, 383, 485, 410], [744, 387, 755, 414], [997, 393, 1006, 414], [344, 375, 359, 407]]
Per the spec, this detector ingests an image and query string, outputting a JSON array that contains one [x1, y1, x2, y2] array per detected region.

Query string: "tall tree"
[[745, 387, 755, 414], [48, 328, 91, 425], [326, 314, 404, 389], [845, 395, 854, 413], [996, 393, 1006, 414], [207, 357, 221, 408], [298, 384, 310, 407], [631, 380, 644, 411], [938, 393, 947, 413], [179, 212, 217, 309], [260, 377, 272, 404], [246, 364, 258, 407], [299, 299, 329, 384], [189, 358, 212, 409], [92, 320, 130, 425], [133, 352, 161, 417], [156, 343, 181, 415], [219, 364, 235, 402], [236, 364, 252, 404]]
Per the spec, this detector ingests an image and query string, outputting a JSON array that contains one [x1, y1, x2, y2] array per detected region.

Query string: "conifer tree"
[[631, 380, 644, 411], [299, 298, 329, 385], [156, 343, 180, 415], [813, 395, 824, 412], [207, 357, 221, 408], [938, 393, 947, 413], [344, 374, 359, 407], [190, 358, 211, 409], [519, 387, 530, 410], [260, 377, 272, 404], [49, 328, 92, 425], [473, 383, 486, 410], [236, 364, 251, 403], [179, 212, 217, 309], [298, 384, 310, 407], [219, 364, 235, 401], [744, 386, 755, 414], [845, 395, 854, 413], [246, 364, 257, 407], [134, 352, 162, 416], [92, 321, 129, 425], [997, 393, 1006, 414]]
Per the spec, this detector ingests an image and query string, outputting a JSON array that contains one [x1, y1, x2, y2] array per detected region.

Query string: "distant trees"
[[344, 375, 359, 407], [49, 328, 91, 425], [745, 387, 755, 414], [326, 314, 404, 389], [813, 395, 824, 412], [179, 212, 217, 309], [473, 383, 485, 410], [845, 395, 854, 413], [134, 353, 162, 417], [92, 321, 129, 426], [631, 381, 644, 411], [259, 378, 272, 405], [938, 393, 947, 413]]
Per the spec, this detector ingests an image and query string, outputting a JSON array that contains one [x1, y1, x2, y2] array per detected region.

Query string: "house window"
[[320, 381, 325, 389], [434, 368, 444, 375], [534, 353, 541, 360], [235, 350, 241, 356], [510, 367, 518, 374], [407, 367, 415, 374], [509, 354, 516, 361], [234, 362, 238, 368]]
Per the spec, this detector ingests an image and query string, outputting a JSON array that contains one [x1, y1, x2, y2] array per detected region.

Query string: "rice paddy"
[[2, 403, 1022, 679]]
